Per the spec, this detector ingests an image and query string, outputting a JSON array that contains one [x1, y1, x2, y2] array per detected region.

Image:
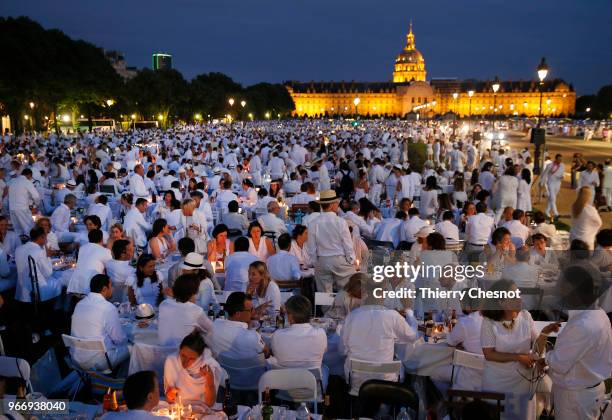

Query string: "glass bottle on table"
[[223, 378, 238, 419], [322, 394, 332, 420], [208, 304, 216, 320], [261, 387, 274, 420], [296, 402, 310, 420]]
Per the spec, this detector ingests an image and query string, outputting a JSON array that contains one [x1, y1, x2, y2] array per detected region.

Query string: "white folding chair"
[[348, 358, 402, 396], [61, 334, 113, 373], [450, 349, 485, 387], [0, 356, 33, 394], [258, 368, 318, 414], [217, 353, 266, 391], [314, 292, 336, 314]]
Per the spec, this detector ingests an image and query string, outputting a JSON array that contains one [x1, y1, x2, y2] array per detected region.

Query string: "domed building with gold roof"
[[285, 23, 575, 118]]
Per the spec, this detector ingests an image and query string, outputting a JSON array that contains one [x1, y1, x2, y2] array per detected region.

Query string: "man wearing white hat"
[[306, 190, 355, 293]]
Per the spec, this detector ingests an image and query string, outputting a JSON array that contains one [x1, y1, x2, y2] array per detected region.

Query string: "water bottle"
[[295, 209, 303, 225], [296, 403, 310, 420], [396, 406, 411, 420]]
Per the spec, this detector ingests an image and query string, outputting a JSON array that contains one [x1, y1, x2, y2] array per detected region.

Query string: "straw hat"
[[317, 189, 340, 204]]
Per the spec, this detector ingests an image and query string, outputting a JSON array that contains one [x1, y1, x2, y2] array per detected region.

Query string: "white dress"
[[418, 189, 439, 218], [570, 205, 602, 250], [516, 179, 532, 212], [481, 310, 539, 420], [494, 175, 519, 210], [354, 187, 366, 201], [248, 237, 270, 262]]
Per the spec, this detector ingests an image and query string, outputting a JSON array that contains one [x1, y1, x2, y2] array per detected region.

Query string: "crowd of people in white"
[[0, 119, 610, 419]]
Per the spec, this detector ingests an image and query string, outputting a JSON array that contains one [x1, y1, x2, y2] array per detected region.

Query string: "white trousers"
[[553, 382, 606, 420], [546, 182, 561, 217], [10, 208, 34, 236], [314, 255, 356, 293], [604, 187, 612, 207]]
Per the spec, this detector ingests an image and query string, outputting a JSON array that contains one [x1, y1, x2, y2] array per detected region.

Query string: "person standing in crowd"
[[570, 186, 602, 250], [306, 190, 355, 293], [8, 168, 41, 236], [544, 154, 565, 221]]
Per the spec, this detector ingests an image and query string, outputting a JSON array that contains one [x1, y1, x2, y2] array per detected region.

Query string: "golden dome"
[[392, 22, 427, 83]]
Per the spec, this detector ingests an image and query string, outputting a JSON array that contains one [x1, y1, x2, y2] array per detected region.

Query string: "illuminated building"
[[152, 53, 173, 71], [286, 24, 575, 118]]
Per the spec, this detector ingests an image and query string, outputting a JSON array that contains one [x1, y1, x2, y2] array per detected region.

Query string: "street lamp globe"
[[586, 107, 591, 113], [29, 102, 35, 109], [492, 76, 500, 93], [537, 57, 549, 82], [62, 114, 71, 123], [157, 114, 163, 121], [468, 90, 474, 98], [106, 99, 115, 107], [452, 92, 458, 100], [353, 97, 360, 106], [130, 114, 136, 120], [228, 98, 235, 107], [240, 100, 246, 108]]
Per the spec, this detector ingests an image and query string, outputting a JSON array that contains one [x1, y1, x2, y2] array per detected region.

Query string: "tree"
[[189, 72, 242, 119]]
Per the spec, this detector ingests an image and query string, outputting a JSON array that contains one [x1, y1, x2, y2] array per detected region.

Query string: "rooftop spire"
[[406, 20, 415, 50]]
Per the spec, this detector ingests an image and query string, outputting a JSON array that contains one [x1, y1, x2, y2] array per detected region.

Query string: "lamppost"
[[491, 76, 500, 128], [228, 98, 235, 107], [468, 89, 474, 131], [452, 92, 458, 138], [533, 57, 549, 175], [28, 102, 35, 131], [353, 97, 360, 116]]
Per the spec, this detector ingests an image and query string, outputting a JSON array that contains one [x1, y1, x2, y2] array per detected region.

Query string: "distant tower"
[[152, 53, 173, 70], [392, 22, 427, 83]]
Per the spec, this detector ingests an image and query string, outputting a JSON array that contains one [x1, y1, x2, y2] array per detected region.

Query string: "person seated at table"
[[168, 237, 195, 288], [496, 206, 514, 228], [71, 274, 129, 373], [50, 193, 77, 242], [102, 370, 166, 419], [257, 201, 289, 242], [224, 236, 259, 292], [35, 217, 61, 257], [107, 223, 127, 251], [501, 209, 530, 247], [148, 218, 176, 259], [207, 223, 234, 269], [340, 274, 417, 383], [76, 215, 109, 246], [124, 198, 151, 249], [240, 179, 258, 208], [482, 227, 516, 272], [128, 253, 167, 306], [398, 208, 427, 250], [502, 248, 538, 288], [271, 295, 328, 382], [325, 272, 363, 319], [175, 252, 218, 312], [289, 225, 313, 269], [67, 229, 113, 296], [105, 239, 135, 303], [530, 211, 556, 240], [158, 274, 213, 347], [247, 261, 281, 315], [0, 215, 21, 257], [529, 233, 559, 266], [446, 294, 484, 391], [408, 225, 435, 262], [434, 210, 460, 242], [209, 291, 270, 359], [247, 221, 275, 262], [480, 279, 558, 420], [87, 194, 114, 232], [221, 200, 249, 234], [266, 233, 301, 286], [164, 331, 223, 406], [152, 190, 177, 221], [374, 210, 406, 249], [538, 264, 612, 420]]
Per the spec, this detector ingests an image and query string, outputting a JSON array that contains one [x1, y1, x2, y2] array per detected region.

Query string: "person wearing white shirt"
[[163, 333, 223, 407], [503, 210, 530, 246], [530, 211, 557, 240], [541, 265, 612, 420], [257, 201, 288, 240], [501, 249, 539, 308], [102, 371, 166, 420], [603, 159, 612, 209], [8, 169, 41, 235], [158, 274, 213, 347], [570, 187, 602, 250], [399, 208, 427, 246], [374, 211, 405, 249], [446, 309, 484, 391], [266, 234, 301, 284], [172, 198, 208, 254], [105, 239, 136, 303], [305, 190, 355, 293], [0, 216, 21, 257], [544, 154, 565, 219], [209, 292, 269, 359], [128, 254, 166, 307], [68, 229, 113, 295], [70, 274, 129, 371], [224, 237, 259, 292], [214, 180, 238, 214], [14, 227, 63, 303], [268, 152, 286, 180], [340, 278, 417, 383], [271, 295, 328, 387], [50, 194, 78, 242], [465, 202, 495, 251], [123, 198, 151, 249], [528, 233, 559, 267], [345, 201, 375, 239], [87, 195, 114, 231], [221, 200, 249, 233], [129, 165, 149, 199], [434, 211, 460, 242], [247, 261, 282, 313], [577, 161, 600, 204]]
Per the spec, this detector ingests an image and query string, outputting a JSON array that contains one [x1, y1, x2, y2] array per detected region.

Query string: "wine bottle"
[[261, 387, 274, 420], [223, 378, 238, 419]]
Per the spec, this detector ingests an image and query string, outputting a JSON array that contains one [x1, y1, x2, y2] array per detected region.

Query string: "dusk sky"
[[2, 0, 611, 95]]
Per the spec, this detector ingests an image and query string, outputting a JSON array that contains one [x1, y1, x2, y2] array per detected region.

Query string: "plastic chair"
[[314, 292, 336, 314], [348, 358, 402, 396], [358, 379, 419, 419], [62, 334, 113, 373], [258, 368, 318, 414], [0, 356, 33, 394], [450, 349, 485, 387], [217, 353, 266, 391]]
